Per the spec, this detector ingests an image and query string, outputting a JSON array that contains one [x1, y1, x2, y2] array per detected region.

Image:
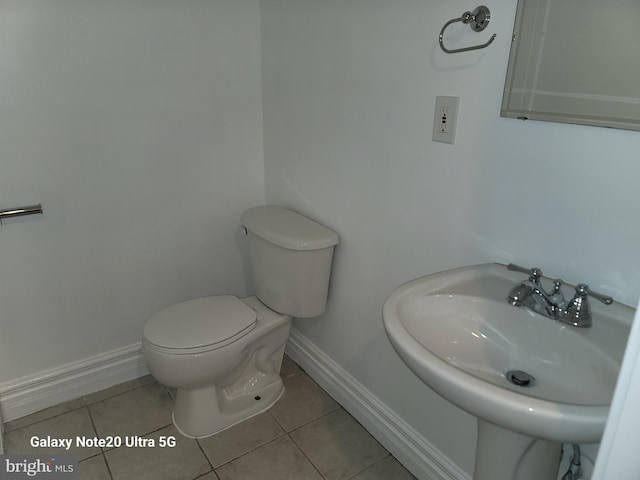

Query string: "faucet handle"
[[574, 284, 613, 305], [507, 263, 543, 282], [563, 284, 613, 328]]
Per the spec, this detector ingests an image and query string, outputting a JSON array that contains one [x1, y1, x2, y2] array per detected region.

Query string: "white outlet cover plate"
[[432, 96, 460, 144]]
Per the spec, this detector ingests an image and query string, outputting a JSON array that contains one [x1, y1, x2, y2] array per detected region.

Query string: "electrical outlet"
[[432, 96, 459, 144]]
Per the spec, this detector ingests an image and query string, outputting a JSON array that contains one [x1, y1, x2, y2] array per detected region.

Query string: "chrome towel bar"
[[439, 5, 497, 54], [0, 203, 43, 224]]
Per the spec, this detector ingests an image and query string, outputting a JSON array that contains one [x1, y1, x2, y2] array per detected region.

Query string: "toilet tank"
[[241, 205, 339, 318]]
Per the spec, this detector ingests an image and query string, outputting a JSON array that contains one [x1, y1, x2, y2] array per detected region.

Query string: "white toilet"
[[142, 205, 339, 438]]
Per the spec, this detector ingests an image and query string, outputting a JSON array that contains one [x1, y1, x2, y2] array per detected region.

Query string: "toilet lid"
[[144, 295, 257, 350]]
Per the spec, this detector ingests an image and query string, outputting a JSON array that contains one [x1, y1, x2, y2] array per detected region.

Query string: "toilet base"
[[172, 344, 288, 438], [173, 381, 284, 438]]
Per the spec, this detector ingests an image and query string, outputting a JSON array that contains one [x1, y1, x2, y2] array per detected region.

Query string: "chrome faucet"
[[506, 263, 613, 328]]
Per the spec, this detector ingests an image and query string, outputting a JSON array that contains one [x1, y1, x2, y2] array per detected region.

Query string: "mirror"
[[501, 0, 640, 131]]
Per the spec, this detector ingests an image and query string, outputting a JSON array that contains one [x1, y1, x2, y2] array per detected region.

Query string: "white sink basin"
[[383, 263, 633, 444]]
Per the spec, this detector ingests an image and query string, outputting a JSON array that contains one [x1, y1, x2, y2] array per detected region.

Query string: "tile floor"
[[3, 356, 416, 480]]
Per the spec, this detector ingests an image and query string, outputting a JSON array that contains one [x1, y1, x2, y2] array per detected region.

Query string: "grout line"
[[140, 423, 178, 440], [285, 405, 344, 435], [215, 435, 286, 470], [264, 408, 287, 432], [192, 473, 219, 480], [286, 432, 328, 480], [85, 406, 102, 450], [207, 426, 288, 469], [100, 453, 115, 480], [78, 451, 103, 461], [195, 438, 216, 475], [345, 453, 392, 479], [85, 407, 115, 480]]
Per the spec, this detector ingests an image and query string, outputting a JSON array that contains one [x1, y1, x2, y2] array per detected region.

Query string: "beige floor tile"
[[290, 409, 388, 480], [198, 412, 285, 467], [78, 454, 112, 480], [5, 407, 101, 460], [105, 424, 211, 480], [89, 382, 174, 439], [351, 455, 417, 480], [215, 436, 322, 480], [268, 372, 339, 431]]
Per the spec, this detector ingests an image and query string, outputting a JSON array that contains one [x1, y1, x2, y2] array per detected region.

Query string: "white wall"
[[0, 0, 264, 383], [261, 0, 640, 475]]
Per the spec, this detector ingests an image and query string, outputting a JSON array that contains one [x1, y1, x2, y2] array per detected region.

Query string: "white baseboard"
[[0, 343, 149, 422], [286, 328, 470, 480]]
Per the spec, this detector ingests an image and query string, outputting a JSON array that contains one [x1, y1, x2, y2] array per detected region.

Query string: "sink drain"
[[506, 370, 535, 387]]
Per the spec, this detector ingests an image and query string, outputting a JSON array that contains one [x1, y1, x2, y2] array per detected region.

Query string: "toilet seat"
[[143, 295, 257, 353]]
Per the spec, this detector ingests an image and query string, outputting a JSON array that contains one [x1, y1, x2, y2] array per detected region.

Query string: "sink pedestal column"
[[474, 420, 562, 480]]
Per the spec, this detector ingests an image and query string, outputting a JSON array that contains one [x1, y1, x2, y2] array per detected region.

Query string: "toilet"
[[142, 205, 339, 438]]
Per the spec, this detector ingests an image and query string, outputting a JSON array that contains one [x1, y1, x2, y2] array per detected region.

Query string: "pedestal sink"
[[382, 263, 633, 480]]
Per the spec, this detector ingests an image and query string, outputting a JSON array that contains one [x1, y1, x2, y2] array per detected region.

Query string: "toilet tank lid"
[[241, 205, 339, 251]]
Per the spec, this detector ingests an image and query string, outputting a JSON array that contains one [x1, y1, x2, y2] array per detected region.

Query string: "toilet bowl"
[[142, 206, 338, 438], [143, 295, 291, 437]]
